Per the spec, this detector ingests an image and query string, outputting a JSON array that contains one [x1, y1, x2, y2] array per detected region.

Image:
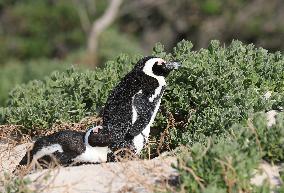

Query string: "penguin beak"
[[165, 62, 181, 70]]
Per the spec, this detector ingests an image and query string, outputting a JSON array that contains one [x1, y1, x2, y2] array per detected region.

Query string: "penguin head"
[[84, 126, 103, 146], [135, 56, 181, 78]]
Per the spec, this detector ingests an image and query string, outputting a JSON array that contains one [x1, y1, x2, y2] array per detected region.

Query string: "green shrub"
[[2, 173, 34, 193], [0, 107, 5, 124], [175, 135, 261, 192], [0, 59, 69, 106], [276, 171, 284, 192], [253, 113, 284, 163], [2, 40, 284, 142], [174, 112, 284, 192], [153, 40, 284, 146], [2, 55, 138, 130]]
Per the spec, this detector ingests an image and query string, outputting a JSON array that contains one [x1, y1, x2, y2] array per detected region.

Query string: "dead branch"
[[87, 0, 123, 67]]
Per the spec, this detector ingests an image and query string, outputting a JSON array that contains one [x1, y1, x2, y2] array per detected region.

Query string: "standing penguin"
[[17, 56, 180, 168], [91, 56, 180, 156], [17, 126, 109, 168]]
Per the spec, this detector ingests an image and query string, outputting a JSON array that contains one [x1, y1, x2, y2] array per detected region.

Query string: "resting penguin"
[[17, 126, 109, 168], [91, 56, 181, 157]]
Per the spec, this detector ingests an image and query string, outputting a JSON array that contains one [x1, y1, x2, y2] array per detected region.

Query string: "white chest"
[[72, 146, 109, 163], [133, 98, 162, 154]]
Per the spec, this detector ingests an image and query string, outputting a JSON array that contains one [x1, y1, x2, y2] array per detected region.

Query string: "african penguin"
[[91, 56, 181, 156], [18, 126, 109, 168]]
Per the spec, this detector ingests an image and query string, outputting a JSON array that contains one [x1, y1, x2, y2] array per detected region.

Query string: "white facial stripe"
[[85, 126, 104, 146], [92, 125, 103, 133], [85, 128, 93, 146], [142, 58, 166, 86], [142, 58, 166, 102], [33, 144, 63, 160]]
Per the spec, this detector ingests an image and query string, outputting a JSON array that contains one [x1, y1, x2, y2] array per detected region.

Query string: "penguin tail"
[[18, 150, 33, 166], [12, 155, 28, 175], [13, 145, 34, 175]]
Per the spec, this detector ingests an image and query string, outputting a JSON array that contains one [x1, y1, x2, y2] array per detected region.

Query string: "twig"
[[179, 159, 205, 191]]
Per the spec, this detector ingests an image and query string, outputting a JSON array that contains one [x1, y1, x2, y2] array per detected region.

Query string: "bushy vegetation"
[[2, 174, 33, 193], [1, 55, 139, 130], [2, 40, 284, 137], [253, 113, 284, 163], [175, 127, 261, 192], [155, 40, 284, 146], [1, 40, 283, 191], [0, 59, 70, 106], [174, 112, 284, 192]]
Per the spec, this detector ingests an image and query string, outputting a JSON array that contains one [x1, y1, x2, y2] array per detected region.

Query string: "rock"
[[26, 157, 178, 193], [251, 161, 282, 187], [1, 142, 178, 192], [0, 143, 31, 174], [2, 142, 283, 193], [266, 110, 278, 127], [264, 91, 272, 100]]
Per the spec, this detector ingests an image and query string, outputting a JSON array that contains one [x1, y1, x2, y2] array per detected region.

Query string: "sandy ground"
[[0, 143, 32, 174], [0, 143, 177, 193], [0, 141, 282, 193], [26, 157, 177, 193]]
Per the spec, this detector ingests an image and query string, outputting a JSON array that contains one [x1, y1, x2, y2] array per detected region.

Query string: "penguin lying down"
[[17, 126, 110, 169], [17, 56, 181, 170]]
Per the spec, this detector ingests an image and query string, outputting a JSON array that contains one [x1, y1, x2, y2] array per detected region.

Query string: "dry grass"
[[0, 116, 102, 143], [0, 115, 178, 193], [0, 116, 102, 172], [102, 157, 178, 193], [0, 125, 32, 145], [4, 155, 177, 193], [1, 116, 102, 170]]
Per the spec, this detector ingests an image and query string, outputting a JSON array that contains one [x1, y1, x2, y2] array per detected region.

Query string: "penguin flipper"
[[130, 92, 152, 137]]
